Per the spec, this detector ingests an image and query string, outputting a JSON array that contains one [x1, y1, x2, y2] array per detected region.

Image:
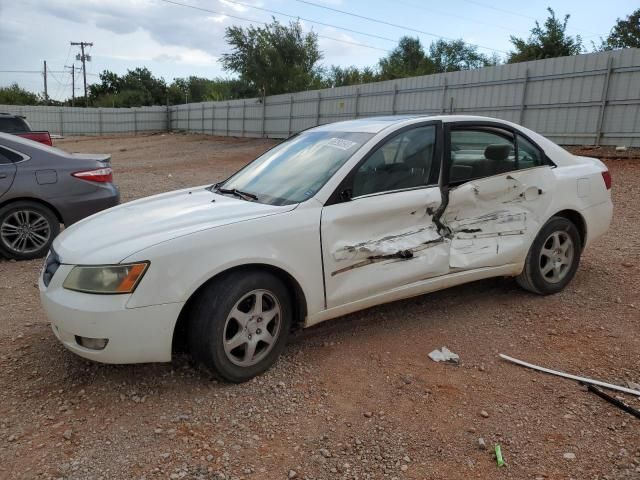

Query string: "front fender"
[[123, 201, 325, 317]]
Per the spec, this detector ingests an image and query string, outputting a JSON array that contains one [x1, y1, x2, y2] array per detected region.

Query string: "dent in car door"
[[441, 124, 555, 269], [321, 188, 450, 308], [443, 169, 554, 269]]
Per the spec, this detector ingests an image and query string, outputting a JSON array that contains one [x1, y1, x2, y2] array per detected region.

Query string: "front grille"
[[42, 249, 60, 287]]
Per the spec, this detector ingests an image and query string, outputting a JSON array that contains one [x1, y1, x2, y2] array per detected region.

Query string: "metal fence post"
[[391, 84, 398, 115], [354, 87, 360, 118], [211, 104, 215, 135], [316, 92, 321, 126], [187, 104, 191, 132], [241, 100, 246, 137], [440, 78, 448, 114], [288, 95, 294, 136], [518, 68, 529, 125], [595, 56, 614, 146], [59, 108, 64, 136], [133, 109, 138, 135], [261, 95, 266, 138], [201, 103, 205, 133], [226, 102, 230, 136], [99, 108, 103, 135], [166, 97, 171, 132]]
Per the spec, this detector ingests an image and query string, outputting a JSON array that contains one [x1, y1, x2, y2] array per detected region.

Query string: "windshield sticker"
[[326, 138, 359, 150]]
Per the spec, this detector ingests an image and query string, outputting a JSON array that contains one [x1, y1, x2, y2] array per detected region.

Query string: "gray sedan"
[[0, 133, 119, 259]]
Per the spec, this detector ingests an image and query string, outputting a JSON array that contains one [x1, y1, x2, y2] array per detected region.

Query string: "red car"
[[0, 113, 52, 146]]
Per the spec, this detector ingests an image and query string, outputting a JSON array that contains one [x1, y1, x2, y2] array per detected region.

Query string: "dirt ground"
[[0, 133, 639, 480]]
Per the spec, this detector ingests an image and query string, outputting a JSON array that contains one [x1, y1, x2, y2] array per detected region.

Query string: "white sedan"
[[39, 116, 613, 382]]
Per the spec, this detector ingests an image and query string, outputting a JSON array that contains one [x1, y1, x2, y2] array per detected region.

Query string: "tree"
[[0, 83, 41, 105], [378, 37, 435, 80], [167, 77, 258, 104], [221, 19, 323, 96], [429, 39, 495, 73], [324, 65, 378, 87], [597, 9, 640, 50], [508, 7, 583, 63], [89, 68, 168, 107]]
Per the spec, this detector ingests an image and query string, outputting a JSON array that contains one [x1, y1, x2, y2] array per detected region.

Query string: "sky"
[[0, 0, 636, 101]]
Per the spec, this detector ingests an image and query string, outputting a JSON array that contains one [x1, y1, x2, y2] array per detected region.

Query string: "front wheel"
[[0, 201, 59, 260], [517, 216, 582, 295], [188, 270, 292, 382]]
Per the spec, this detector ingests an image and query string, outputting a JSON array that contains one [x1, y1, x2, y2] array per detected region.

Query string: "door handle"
[[0, 174, 7, 179]]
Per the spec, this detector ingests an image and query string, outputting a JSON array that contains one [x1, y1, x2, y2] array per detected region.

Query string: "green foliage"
[[167, 77, 257, 104], [0, 83, 42, 105], [323, 65, 378, 87], [429, 39, 495, 72], [378, 37, 436, 80], [221, 19, 323, 96], [596, 9, 640, 50], [88, 68, 167, 107], [508, 7, 583, 63]]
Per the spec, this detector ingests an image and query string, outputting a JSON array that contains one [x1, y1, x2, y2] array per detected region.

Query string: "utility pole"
[[43, 61, 48, 105], [71, 41, 93, 107], [65, 64, 76, 106]]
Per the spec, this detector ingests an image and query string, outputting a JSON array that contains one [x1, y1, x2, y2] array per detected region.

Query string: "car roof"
[[308, 115, 522, 134]]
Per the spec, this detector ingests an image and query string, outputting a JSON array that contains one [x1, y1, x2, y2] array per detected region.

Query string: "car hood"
[[54, 186, 296, 264]]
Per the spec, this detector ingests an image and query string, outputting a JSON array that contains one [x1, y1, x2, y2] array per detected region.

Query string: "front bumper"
[[39, 264, 184, 364]]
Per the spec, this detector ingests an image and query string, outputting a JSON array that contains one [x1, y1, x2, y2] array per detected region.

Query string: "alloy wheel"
[[539, 231, 574, 284], [0, 209, 51, 254], [222, 289, 282, 367]]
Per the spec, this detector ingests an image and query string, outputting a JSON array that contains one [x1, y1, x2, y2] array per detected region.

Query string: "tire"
[[188, 270, 292, 382], [0, 201, 60, 260], [517, 216, 582, 295]]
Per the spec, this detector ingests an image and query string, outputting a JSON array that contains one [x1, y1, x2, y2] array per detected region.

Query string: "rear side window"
[[449, 127, 545, 184], [517, 135, 544, 168], [0, 146, 24, 164], [0, 117, 29, 133]]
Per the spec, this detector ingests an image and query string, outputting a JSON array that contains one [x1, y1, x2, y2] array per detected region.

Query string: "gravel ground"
[[0, 133, 639, 480]]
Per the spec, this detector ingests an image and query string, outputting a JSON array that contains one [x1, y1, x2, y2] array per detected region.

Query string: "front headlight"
[[63, 262, 149, 294]]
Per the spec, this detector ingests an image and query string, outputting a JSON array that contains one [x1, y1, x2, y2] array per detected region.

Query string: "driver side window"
[[352, 125, 436, 197]]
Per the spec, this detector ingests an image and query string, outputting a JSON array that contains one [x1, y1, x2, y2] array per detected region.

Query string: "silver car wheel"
[[539, 231, 574, 284], [0, 209, 51, 254], [223, 289, 282, 367]]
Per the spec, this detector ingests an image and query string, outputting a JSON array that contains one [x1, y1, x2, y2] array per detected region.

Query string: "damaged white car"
[[40, 116, 613, 382]]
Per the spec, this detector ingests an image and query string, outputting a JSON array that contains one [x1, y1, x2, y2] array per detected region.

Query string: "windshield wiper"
[[215, 186, 258, 201]]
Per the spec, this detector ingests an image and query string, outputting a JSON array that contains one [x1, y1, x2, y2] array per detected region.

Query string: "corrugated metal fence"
[[3, 48, 640, 146], [0, 105, 168, 136]]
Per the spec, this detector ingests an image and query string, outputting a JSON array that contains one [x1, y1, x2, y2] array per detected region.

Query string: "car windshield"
[[217, 131, 373, 205]]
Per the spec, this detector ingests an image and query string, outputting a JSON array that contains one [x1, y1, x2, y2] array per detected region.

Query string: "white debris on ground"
[[428, 346, 460, 363]]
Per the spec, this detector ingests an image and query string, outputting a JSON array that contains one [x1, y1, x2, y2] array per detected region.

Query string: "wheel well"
[[172, 264, 308, 353], [0, 197, 64, 224], [553, 209, 587, 249]]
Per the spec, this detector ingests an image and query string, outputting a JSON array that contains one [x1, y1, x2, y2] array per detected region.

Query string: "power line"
[[459, 0, 605, 37], [394, 0, 515, 34], [292, 0, 508, 54], [218, 0, 398, 44], [0, 69, 99, 76], [157, 0, 391, 52]]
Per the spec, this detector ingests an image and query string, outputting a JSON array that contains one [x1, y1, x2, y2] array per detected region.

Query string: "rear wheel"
[[188, 270, 292, 382], [517, 216, 582, 295], [0, 201, 59, 260]]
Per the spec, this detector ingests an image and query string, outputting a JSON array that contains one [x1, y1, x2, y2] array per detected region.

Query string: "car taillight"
[[72, 167, 113, 183], [601, 170, 612, 190]]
